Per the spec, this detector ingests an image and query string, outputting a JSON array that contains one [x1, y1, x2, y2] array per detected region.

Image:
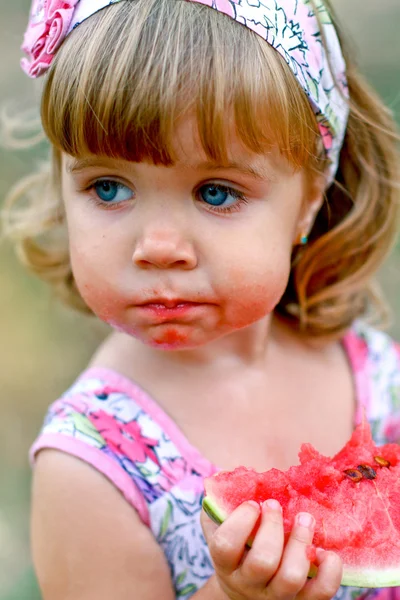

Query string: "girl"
[[4, 0, 400, 598]]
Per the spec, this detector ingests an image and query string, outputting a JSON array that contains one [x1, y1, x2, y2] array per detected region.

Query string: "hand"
[[201, 499, 343, 600]]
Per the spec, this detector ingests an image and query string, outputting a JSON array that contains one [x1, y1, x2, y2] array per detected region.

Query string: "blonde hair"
[[3, 0, 400, 338]]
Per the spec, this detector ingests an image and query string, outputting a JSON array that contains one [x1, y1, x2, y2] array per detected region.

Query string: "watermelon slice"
[[203, 419, 400, 588]]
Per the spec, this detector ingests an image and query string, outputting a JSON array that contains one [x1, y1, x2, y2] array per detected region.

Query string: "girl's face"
[[61, 118, 322, 350]]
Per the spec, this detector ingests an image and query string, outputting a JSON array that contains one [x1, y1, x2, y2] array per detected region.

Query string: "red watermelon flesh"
[[203, 419, 400, 588]]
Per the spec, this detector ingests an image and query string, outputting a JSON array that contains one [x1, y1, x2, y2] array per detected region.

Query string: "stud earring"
[[300, 234, 309, 245]]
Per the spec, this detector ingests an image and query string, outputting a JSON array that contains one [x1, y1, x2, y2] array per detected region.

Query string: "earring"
[[300, 234, 308, 245]]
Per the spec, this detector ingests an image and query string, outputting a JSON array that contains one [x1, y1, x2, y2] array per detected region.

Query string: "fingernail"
[[296, 512, 315, 528], [263, 499, 282, 512], [247, 500, 260, 510], [316, 548, 326, 561]]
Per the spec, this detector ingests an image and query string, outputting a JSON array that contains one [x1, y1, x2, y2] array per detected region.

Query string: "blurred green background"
[[1, 1, 400, 598]]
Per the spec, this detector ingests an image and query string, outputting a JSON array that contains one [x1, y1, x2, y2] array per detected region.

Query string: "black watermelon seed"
[[357, 465, 377, 480], [344, 469, 363, 482]]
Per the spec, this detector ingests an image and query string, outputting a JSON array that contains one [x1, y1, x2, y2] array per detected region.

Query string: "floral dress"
[[30, 321, 400, 600]]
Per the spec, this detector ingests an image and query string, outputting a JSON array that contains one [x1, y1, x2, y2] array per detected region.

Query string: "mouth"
[[137, 298, 205, 309], [135, 299, 208, 319]]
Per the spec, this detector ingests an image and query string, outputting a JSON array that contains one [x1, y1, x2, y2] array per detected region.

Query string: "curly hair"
[[3, 0, 400, 339]]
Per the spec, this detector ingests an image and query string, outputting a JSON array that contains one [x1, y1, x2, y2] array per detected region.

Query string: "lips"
[[144, 302, 199, 309], [135, 299, 208, 320], [137, 298, 203, 308]]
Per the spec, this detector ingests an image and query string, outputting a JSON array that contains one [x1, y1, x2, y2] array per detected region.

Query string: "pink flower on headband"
[[21, 0, 79, 78]]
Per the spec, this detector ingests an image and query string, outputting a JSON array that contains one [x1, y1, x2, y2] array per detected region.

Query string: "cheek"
[[219, 242, 292, 327], [68, 236, 122, 319]]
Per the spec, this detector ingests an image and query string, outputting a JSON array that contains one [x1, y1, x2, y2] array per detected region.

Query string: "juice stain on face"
[[151, 326, 189, 349]]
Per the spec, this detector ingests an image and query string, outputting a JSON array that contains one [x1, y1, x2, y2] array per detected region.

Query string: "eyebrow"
[[197, 161, 273, 182], [67, 157, 272, 181], [67, 157, 116, 174]]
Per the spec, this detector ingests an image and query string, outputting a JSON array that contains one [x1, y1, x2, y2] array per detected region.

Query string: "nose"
[[132, 227, 197, 270]]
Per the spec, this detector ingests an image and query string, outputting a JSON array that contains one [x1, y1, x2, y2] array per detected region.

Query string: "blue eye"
[[93, 180, 133, 203], [199, 184, 241, 208]]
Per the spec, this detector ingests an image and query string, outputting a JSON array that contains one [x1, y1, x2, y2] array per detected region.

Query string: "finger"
[[206, 501, 261, 576], [200, 509, 219, 542], [297, 549, 343, 600], [239, 499, 284, 587], [268, 512, 315, 599]]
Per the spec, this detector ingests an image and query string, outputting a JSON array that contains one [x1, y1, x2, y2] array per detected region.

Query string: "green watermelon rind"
[[202, 497, 400, 588], [341, 569, 400, 588], [202, 496, 227, 526]]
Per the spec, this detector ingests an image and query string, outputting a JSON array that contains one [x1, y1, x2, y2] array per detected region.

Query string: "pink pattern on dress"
[[342, 329, 371, 423], [344, 331, 369, 372], [383, 415, 400, 444], [88, 409, 161, 466], [158, 457, 189, 491], [373, 589, 400, 600]]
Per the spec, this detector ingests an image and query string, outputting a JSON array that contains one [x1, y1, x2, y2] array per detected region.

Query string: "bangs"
[[41, 0, 320, 168]]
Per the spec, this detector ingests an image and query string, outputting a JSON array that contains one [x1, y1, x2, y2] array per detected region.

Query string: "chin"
[[102, 318, 207, 350], [146, 327, 215, 351]]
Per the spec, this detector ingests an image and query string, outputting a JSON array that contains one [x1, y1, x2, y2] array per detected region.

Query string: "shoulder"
[[31, 449, 175, 599], [344, 320, 400, 442], [30, 363, 156, 524]]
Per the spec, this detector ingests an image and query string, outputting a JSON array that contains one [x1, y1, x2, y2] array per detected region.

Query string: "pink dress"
[[30, 321, 400, 599]]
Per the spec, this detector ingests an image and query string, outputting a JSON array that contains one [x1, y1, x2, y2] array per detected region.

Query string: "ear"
[[294, 174, 326, 244]]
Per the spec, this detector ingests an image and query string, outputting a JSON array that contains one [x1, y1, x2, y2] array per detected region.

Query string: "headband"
[[21, 0, 349, 181]]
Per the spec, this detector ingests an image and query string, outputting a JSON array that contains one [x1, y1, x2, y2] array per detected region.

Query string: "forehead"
[[174, 117, 288, 174]]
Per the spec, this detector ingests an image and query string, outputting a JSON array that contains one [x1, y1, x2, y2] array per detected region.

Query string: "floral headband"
[[21, 0, 349, 181]]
